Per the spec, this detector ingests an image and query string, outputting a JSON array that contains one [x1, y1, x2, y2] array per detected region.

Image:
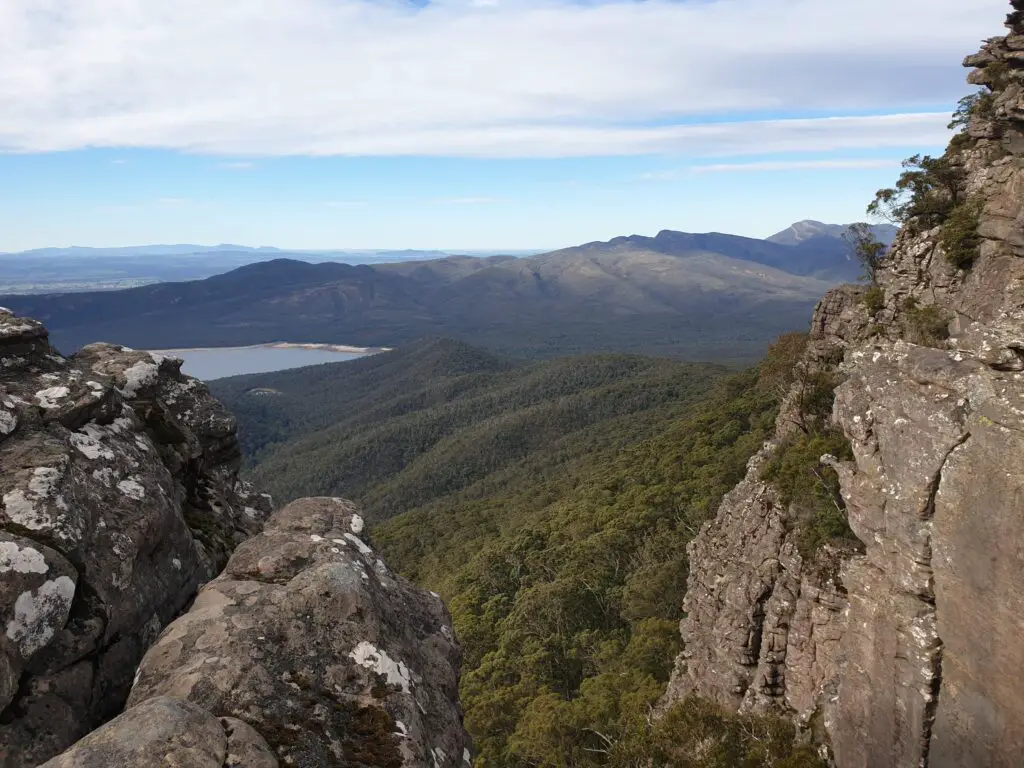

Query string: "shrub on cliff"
[[763, 430, 856, 559], [902, 297, 950, 347], [868, 154, 964, 228], [940, 198, 984, 269]]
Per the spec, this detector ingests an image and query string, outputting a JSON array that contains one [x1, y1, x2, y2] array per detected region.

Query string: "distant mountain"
[[0, 244, 285, 258], [767, 220, 899, 247], [0, 223, 880, 362], [0, 246, 461, 295]]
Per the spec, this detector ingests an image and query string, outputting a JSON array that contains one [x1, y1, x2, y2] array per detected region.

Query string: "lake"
[[154, 344, 372, 381]]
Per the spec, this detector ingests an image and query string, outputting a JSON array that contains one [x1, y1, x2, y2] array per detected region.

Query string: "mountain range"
[[0, 221, 892, 362]]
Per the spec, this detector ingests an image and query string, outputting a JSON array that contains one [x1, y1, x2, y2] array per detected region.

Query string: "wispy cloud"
[[432, 196, 502, 205], [0, 0, 1002, 158], [218, 160, 256, 170], [110, 158, 129, 165], [691, 158, 903, 173], [157, 197, 191, 205], [643, 158, 903, 179]]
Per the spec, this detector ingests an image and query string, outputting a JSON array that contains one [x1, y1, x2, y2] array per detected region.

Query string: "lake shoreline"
[[151, 341, 392, 355]]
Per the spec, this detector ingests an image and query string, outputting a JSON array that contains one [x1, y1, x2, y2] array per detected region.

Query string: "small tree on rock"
[[842, 223, 887, 284]]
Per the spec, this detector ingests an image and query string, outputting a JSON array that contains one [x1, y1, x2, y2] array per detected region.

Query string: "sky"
[[0, 0, 1008, 252]]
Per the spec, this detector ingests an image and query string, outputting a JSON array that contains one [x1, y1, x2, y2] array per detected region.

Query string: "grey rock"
[[0, 311, 270, 766], [127, 496, 471, 768], [36, 695, 277, 768], [664, 6, 1024, 765]]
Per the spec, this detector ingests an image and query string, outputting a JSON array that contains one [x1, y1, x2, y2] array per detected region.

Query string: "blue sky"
[[0, 0, 1007, 251]]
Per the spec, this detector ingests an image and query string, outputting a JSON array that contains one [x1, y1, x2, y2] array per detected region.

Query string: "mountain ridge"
[[0, 223, 869, 363]]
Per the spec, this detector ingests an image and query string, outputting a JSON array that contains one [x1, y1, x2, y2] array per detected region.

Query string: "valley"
[[212, 335, 810, 765]]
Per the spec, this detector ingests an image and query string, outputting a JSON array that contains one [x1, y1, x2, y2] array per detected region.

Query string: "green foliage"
[[227, 338, 830, 765], [901, 298, 950, 347], [939, 198, 983, 270], [608, 697, 826, 768], [755, 333, 809, 400], [842, 222, 887, 283], [949, 90, 994, 132], [373, 367, 781, 765], [214, 340, 726, 510], [762, 431, 856, 560], [867, 154, 964, 227], [862, 285, 885, 315]]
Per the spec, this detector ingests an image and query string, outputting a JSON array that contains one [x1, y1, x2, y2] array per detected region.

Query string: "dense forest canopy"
[[218, 336, 825, 766]]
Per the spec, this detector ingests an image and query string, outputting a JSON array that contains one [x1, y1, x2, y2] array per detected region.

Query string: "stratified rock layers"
[[664, 4, 1024, 765]]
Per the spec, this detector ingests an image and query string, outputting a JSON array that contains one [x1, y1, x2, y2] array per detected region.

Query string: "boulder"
[[126, 497, 471, 768], [0, 310, 270, 766]]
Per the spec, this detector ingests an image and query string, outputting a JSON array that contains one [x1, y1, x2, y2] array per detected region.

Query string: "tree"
[[949, 90, 993, 133], [842, 223, 887, 284], [867, 154, 964, 227]]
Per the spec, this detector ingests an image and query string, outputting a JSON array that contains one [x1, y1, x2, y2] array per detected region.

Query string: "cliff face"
[[0, 309, 271, 765], [0, 312, 471, 767], [664, 4, 1024, 766], [45, 497, 471, 768]]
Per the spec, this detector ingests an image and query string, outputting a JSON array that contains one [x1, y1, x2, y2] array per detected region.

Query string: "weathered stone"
[[0, 311, 271, 766], [128, 497, 471, 768], [664, 5, 1024, 765], [36, 696, 277, 768]]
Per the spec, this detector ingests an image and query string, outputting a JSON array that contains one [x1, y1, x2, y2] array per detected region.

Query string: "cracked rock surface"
[[0, 309, 271, 766], [663, 5, 1024, 765], [123, 496, 471, 768]]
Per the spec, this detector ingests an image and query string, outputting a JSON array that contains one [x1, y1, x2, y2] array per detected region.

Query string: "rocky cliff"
[[0, 310, 470, 766], [663, 4, 1024, 766]]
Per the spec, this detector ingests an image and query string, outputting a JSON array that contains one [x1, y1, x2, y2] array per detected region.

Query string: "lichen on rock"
[[662, 4, 1024, 765], [0, 308, 271, 766]]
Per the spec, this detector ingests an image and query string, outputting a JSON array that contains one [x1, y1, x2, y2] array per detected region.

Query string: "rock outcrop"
[[664, 4, 1024, 766], [0, 309, 270, 765], [42, 497, 471, 768], [1, 312, 471, 766]]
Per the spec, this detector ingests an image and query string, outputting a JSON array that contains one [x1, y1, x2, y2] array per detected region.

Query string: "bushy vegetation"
[[901, 298, 950, 347], [939, 198, 984, 269], [948, 89, 995, 133], [762, 430, 856, 559], [867, 154, 965, 228], [843, 222, 888, 284], [760, 345, 857, 560], [868, 84, 993, 271], [213, 339, 727, 510], [224, 337, 823, 766], [512, 696, 825, 768], [862, 285, 885, 314]]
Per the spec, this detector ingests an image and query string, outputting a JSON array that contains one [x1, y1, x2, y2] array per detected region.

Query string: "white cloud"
[[218, 160, 255, 170], [685, 158, 904, 175], [0, 0, 1004, 158], [432, 196, 502, 205]]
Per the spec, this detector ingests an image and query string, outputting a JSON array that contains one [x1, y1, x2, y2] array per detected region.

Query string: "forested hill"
[[214, 336, 826, 765], [210, 338, 727, 512]]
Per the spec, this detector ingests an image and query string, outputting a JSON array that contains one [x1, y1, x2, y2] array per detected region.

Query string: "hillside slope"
[[214, 336, 828, 766], [2, 226, 857, 362], [211, 339, 726, 511]]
